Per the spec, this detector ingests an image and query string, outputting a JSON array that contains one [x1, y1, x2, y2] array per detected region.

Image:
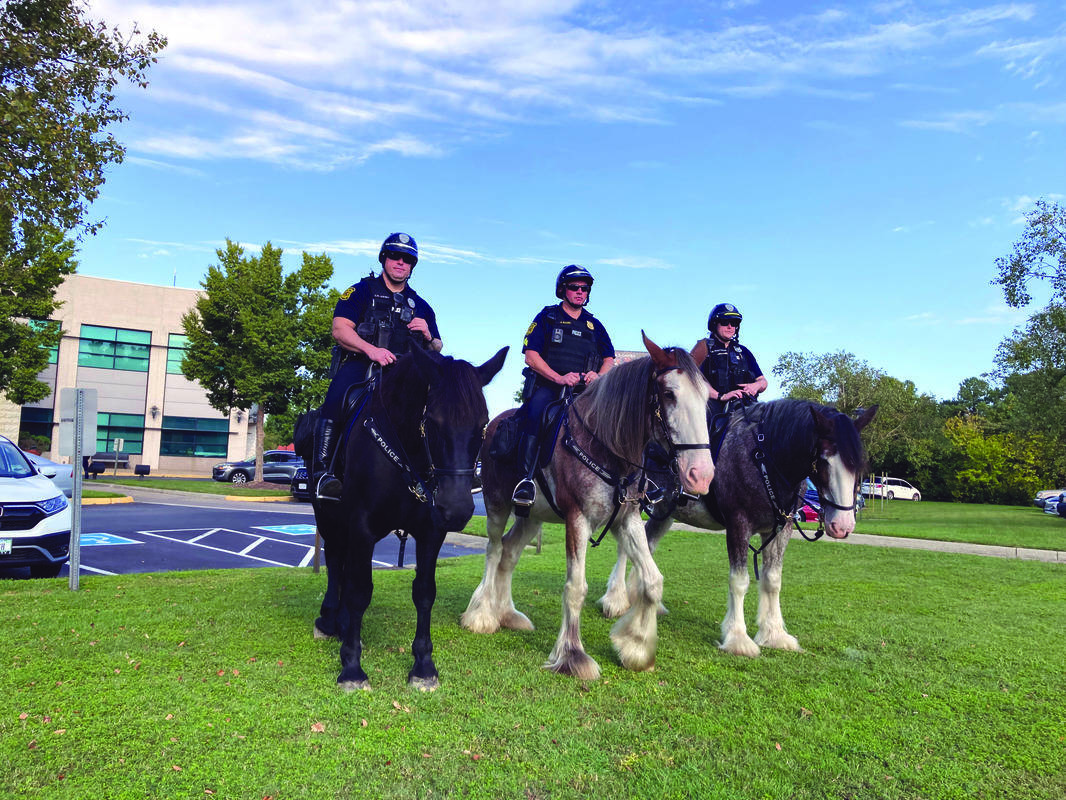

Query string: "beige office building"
[[0, 274, 250, 473]]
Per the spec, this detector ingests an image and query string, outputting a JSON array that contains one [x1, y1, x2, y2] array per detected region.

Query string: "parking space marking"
[[239, 537, 268, 555], [137, 530, 312, 568], [254, 524, 317, 536], [80, 533, 142, 547]]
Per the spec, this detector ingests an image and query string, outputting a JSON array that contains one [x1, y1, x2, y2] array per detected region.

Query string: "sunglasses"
[[717, 320, 738, 327], [565, 284, 591, 293], [384, 251, 416, 265]]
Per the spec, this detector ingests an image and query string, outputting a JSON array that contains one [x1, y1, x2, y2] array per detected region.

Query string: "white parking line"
[[137, 530, 309, 568], [239, 537, 267, 555]]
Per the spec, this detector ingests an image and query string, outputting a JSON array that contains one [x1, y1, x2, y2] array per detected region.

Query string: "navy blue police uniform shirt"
[[522, 305, 615, 364], [735, 343, 763, 381], [333, 274, 440, 345]]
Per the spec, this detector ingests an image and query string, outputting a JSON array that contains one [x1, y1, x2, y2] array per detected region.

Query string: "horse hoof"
[[499, 609, 534, 631], [313, 623, 334, 640], [460, 609, 501, 634], [339, 679, 372, 692], [409, 676, 440, 692], [598, 594, 629, 619], [545, 652, 601, 681], [719, 636, 761, 658]]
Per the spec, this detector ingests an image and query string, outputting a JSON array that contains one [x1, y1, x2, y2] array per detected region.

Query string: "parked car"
[[212, 450, 305, 484], [1033, 488, 1066, 508], [862, 477, 921, 501], [23, 451, 74, 498], [0, 434, 71, 578], [290, 467, 311, 502], [1042, 492, 1066, 516]]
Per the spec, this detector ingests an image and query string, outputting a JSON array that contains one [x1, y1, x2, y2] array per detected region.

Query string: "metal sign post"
[[59, 388, 97, 591]]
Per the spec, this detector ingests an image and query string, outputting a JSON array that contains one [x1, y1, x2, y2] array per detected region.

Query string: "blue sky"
[[79, 0, 1065, 417]]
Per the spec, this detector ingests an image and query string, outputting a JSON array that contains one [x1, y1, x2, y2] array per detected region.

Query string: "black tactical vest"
[[700, 338, 756, 394], [539, 305, 602, 378], [354, 276, 422, 355]]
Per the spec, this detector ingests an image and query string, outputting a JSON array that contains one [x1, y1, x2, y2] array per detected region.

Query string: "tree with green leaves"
[[181, 241, 336, 481], [1, 0, 165, 402], [991, 198, 1066, 487]]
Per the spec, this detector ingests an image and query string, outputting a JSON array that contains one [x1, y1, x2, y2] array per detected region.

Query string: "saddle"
[[488, 396, 568, 468]]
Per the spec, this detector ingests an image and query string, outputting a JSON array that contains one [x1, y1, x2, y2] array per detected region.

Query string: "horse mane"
[[427, 355, 488, 426], [381, 351, 486, 427], [576, 348, 703, 464], [753, 398, 867, 473]]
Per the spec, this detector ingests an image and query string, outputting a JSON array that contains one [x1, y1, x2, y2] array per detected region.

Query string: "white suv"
[[0, 434, 72, 577], [862, 477, 921, 501]]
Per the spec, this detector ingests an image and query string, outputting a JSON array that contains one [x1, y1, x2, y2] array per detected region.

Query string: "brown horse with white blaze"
[[461, 333, 714, 679]]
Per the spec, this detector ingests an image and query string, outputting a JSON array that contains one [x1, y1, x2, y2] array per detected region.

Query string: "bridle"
[[746, 407, 858, 577], [561, 360, 712, 546]]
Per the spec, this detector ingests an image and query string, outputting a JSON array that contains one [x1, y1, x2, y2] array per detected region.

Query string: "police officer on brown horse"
[[315, 232, 442, 500], [691, 302, 767, 418], [512, 265, 615, 507]]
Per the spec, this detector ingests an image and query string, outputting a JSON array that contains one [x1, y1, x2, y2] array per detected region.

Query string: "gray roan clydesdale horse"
[[600, 399, 876, 658], [461, 334, 715, 680]]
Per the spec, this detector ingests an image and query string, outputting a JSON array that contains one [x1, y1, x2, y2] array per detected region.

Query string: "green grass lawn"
[[856, 500, 1066, 551], [99, 477, 290, 497], [81, 490, 126, 500], [3, 532, 1064, 799]]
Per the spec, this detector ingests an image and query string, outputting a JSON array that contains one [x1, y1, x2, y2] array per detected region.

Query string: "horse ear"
[[410, 345, 441, 384], [853, 404, 878, 431], [477, 346, 508, 387], [642, 331, 676, 371], [809, 404, 835, 436]]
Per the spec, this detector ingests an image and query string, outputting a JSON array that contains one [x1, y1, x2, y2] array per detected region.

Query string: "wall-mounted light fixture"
[[235, 410, 244, 423], [150, 405, 159, 419]]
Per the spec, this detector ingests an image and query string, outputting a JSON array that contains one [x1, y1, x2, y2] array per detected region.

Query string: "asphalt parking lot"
[[0, 487, 487, 580]]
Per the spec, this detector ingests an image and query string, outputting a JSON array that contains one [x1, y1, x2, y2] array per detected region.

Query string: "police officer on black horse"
[[511, 265, 615, 507], [691, 302, 767, 418], [314, 232, 442, 500]]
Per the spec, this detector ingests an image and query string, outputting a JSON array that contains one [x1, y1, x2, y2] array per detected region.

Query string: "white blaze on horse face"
[[822, 451, 857, 539], [662, 369, 714, 495]]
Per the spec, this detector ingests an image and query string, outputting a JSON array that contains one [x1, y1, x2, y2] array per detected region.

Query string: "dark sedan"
[[212, 450, 304, 484], [290, 466, 311, 502]]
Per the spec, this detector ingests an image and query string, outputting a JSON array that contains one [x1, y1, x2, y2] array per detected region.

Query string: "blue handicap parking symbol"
[[254, 524, 318, 537], [80, 532, 141, 547]]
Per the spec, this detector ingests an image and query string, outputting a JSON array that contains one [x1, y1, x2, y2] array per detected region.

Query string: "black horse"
[[601, 399, 876, 657], [295, 345, 507, 691]]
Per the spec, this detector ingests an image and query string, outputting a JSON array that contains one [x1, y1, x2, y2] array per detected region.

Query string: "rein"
[[563, 363, 712, 547], [742, 404, 860, 578], [363, 392, 478, 566]]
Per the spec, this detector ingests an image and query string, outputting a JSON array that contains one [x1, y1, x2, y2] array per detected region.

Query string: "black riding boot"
[[315, 418, 342, 501], [511, 434, 539, 512]]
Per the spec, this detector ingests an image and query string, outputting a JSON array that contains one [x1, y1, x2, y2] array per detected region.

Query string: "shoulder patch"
[[525, 321, 537, 337], [339, 286, 355, 301]]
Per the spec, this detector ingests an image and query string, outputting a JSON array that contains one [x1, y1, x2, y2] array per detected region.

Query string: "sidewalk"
[[671, 524, 1065, 564]]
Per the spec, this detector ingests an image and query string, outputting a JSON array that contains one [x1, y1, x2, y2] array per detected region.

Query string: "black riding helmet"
[[378, 232, 418, 266], [555, 264, 594, 300], [708, 302, 742, 330]]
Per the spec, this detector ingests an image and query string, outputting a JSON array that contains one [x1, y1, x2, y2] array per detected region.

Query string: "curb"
[[82, 496, 135, 506], [223, 494, 296, 503]]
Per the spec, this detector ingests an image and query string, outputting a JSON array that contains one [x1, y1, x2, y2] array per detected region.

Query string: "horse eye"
[[662, 389, 676, 402]]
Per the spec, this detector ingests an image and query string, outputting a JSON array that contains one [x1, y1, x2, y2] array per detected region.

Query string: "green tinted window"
[[79, 325, 150, 372], [167, 334, 189, 374]]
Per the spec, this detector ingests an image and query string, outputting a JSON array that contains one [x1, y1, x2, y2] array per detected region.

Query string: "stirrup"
[[512, 478, 537, 507], [316, 472, 342, 501]]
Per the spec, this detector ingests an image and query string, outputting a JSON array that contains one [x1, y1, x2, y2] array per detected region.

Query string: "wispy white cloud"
[[90, 0, 1058, 169], [596, 256, 671, 270]]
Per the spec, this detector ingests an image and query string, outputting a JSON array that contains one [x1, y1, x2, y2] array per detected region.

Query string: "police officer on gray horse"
[[691, 302, 767, 418], [314, 232, 442, 500], [511, 265, 615, 507]]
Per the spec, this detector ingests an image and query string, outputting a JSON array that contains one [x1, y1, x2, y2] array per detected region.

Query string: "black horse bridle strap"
[[364, 416, 434, 504]]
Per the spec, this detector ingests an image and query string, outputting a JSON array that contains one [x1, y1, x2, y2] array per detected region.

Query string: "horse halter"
[[650, 363, 713, 463]]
